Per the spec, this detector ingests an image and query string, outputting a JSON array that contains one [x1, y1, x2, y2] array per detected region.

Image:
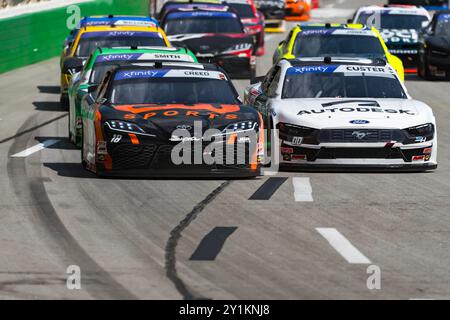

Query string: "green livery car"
[[68, 46, 198, 147]]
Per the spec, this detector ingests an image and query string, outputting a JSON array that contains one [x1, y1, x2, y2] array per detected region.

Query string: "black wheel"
[[419, 54, 432, 80]]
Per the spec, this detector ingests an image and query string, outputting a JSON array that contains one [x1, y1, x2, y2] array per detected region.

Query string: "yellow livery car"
[[60, 25, 170, 106], [272, 23, 405, 82]]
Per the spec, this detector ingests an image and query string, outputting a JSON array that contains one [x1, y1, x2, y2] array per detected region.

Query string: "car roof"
[[165, 8, 237, 18], [78, 25, 163, 33], [298, 23, 370, 30], [355, 5, 429, 15], [89, 46, 197, 62], [80, 15, 158, 25], [111, 62, 224, 74], [284, 57, 388, 67], [94, 46, 192, 54]]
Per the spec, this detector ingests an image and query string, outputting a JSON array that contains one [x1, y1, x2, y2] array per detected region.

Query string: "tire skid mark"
[[7, 114, 136, 299], [165, 180, 231, 300]]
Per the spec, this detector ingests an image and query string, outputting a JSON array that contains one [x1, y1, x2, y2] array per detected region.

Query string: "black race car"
[[418, 11, 450, 79], [161, 8, 256, 78], [80, 62, 264, 177]]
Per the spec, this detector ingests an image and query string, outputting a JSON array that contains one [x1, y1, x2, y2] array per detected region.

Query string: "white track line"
[[293, 177, 313, 202], [11, 139, 60, 158], [316, 228, 371, 264]]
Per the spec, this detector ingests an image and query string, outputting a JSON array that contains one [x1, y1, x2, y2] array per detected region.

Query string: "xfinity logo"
[[122, 70, 160, 78], [102, 54, 134, 61], [293, 66, 330, 74], [352, 131, 369, 140], [107, 31, 136, 36]]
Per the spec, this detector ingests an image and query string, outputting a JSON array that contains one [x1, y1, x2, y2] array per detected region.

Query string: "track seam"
[[165, 180, 231, 300]]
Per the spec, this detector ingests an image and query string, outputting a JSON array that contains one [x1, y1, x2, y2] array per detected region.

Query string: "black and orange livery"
[[81, 63, 264, 177]]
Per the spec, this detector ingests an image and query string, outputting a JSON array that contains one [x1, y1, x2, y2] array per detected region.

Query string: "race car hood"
[[167, 33, 253, 56], [426, 36, 450, 53], [272, 98, 433, 129], [380, 29, 419, 46], [103, 103, 259, 139]]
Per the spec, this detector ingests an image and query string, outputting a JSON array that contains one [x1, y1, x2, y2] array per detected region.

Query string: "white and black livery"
[[352, 5, 431, 72], [244, 58, 437, 171]]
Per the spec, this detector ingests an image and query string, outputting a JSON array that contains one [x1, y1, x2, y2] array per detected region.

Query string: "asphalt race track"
[[1, 0, 450, 299]]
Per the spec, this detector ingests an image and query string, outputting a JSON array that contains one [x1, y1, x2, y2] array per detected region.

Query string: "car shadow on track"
[[33, 101, 65, 112], [43, 162, 95, 179], [34, 137, 78, 150], [37, 85, 60, 94]]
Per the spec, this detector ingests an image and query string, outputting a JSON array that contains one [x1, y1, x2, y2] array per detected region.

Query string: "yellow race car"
[[60, 25, 170, 106], [272, 23, 405, 82]]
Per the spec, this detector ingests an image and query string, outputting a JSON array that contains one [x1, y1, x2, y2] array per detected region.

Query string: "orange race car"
[[284, 0, 314, 21]]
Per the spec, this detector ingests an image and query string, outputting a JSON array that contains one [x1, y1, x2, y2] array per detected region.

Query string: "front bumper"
[[278, 142, 437, 171], [95, 134, 261, 178]]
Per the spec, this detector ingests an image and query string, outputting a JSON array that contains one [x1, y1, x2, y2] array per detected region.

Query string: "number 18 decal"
[[111, 134, 122, 143]]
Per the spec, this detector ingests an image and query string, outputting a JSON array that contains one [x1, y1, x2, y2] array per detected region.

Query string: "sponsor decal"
[[297, 108, 415, 116], [380, 29, 418, 44], [286, 66, 338, 74], [81, 31, 162, 39], [168, 11, 237, 19], [114, 69, 225, 80], [297, 100, 415, 116], [344, 66, 386, 73], [350, 120, 370, 124], [115, 69, 169, 80], [292, 154, 306, 161], [97, 53, 141, 62], [281, 147, 294, 154], [300, 29, 334, 36]]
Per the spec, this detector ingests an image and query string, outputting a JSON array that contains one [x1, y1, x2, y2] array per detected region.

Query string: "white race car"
[[244, 57, 437, 170]]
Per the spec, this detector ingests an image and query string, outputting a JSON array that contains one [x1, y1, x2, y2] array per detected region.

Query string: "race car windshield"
[[110, 78, 239, 104], [76, 36, 166, 57], [356, 13, 429, 29], [164, 17, 243, 34], [435, 17, 450, 36], [293, 35, 385, 58], [282, 73, 407, 99], [228, 4, 255, 18]]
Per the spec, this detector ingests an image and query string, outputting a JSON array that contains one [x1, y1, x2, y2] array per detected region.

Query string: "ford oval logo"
[[350, 120, 370, 124]]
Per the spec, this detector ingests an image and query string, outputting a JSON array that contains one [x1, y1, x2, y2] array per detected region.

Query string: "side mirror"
[[278, 40, 284, 47], [421, 21, 430, 29], [251, 75, 265, 85], [347, 18, 353, 23], [62, 57, 84, 75]]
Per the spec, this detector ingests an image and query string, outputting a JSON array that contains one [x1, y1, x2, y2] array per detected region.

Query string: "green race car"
[[68, 46, 198, 147]]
